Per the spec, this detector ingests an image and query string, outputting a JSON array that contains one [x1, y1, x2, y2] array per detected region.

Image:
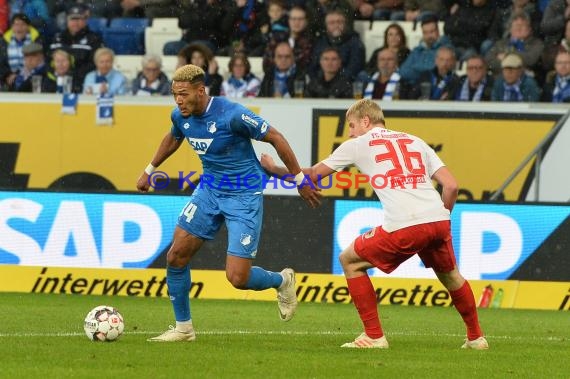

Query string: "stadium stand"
[[87, 17, 108, 35], [355, 20, 444, 57], [114, 55, 142, 81], [103, 18, 149, 55], [114, 55, 265, 82], [215, 56, 264, 80], [162, 55, 178, 79], [144, 18, 183, 56]]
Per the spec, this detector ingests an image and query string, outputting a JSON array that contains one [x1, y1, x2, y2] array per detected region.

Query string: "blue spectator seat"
[[87, 17, 108, 36], [103, 18, 150, 55]]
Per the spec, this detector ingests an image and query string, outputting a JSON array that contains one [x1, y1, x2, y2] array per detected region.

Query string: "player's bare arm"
[[262, 127, 322, 208], [261, 154, 334, 183], [432, 166, 459, 212], [136, 132, 183, 192]]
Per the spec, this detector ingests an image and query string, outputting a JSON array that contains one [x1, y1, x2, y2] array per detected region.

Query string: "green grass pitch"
[[1, 292, 568, 378]]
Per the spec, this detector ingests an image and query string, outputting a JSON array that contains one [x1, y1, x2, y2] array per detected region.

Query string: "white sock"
[[176, 320, 193, 332]]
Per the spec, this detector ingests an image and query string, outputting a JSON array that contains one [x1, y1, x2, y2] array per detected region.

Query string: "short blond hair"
[[346, 99, 385, 125], [93, 47, 115, 64], [172, 64, 206, 83]]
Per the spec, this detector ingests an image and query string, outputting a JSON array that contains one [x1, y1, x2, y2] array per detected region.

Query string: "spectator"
[[0, 0, 8, 34], [305, 47, 353, 98], [365, 23, 410, 73], [50, 0, 122, 32], [448, 54, 493, 101], [542, 18, 570, 75], [540, 0, 570, 45], [219, 0, 266, 56], [400, 0, 447, 22], [163, 0, 227, 55], [486, 0, 542, 53], [260, 0, 289, 44], [0, 38, 9, 90], [221, 52, 261, 97], [491, 53, 540, 101], [309, 9, 365, 81], [399, 14, 453, 84], [12, 41, 47, 92], [485, 11, 544, 80], [541, 51, 570, 103], [0, 13, 42, 90], [262, 5, 314, 73], [83, 47, 128, 96], [354, 0, 404, 21], [50, 4, 103, 87], [444, 0, 495, 62], [176, 42, 223, 96], [132, 54, 171, 96], [305, 0, 355, 39], [113, 0, 177, 18], [414, 46, 460, 100], [259, 41, 306, 97], [44, 48, 82, 93], [9, 0, 51, 37], [363, 47, 412, 100]]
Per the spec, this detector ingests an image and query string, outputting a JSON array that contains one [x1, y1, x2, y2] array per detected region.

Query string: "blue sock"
[[245, 266, 283, 290], [166, 265, 192, 322]]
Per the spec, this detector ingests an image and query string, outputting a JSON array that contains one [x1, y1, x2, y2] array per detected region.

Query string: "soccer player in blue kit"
[[137, 64, 321, 342]]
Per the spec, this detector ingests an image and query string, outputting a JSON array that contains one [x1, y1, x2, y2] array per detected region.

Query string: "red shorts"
[[354, 220, 456, 274]]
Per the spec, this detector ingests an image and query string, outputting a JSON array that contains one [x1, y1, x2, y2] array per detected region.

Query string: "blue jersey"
[[171, 96, 270, 193]]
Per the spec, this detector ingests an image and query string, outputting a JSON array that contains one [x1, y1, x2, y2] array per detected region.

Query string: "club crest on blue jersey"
[[207, 121, 217, 133], [240, 233, 252, 246], [241, 113, 259, 127], [189, 137, 213, 154], [183, 122, 190, 129]]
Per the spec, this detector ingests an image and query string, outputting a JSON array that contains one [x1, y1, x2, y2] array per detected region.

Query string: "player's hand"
[[297, 184, 322, 209], [136, 173, 151, 192], [260, 153, 276, 173]]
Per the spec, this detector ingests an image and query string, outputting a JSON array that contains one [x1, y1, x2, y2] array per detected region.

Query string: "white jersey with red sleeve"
[[321, 127, 451, 232]]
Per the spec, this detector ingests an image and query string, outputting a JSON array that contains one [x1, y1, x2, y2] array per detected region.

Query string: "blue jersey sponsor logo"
[[241, 113, 259, 127], [189, 138, 213, 154]]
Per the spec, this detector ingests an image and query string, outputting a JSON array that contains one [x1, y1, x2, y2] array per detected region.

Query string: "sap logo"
[[334, 207, 528, 280], [261, 121, 268, 133], [189, 138, 213, 155], [241, 113, 258, 127], [0, 198, 162, 268]]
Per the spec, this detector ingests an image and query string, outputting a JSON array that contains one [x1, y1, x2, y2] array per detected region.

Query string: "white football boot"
[[148, 325, 196, 342], [277, 268, 298, 321], [461, 336, 489, 350], [341, 333, 389, 349]]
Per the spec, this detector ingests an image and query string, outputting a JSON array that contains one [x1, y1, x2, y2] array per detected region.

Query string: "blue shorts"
[[177, 187, 263, 259]]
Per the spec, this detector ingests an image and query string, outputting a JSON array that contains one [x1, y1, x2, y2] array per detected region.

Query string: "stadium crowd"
[[0, 0, 569, 102]]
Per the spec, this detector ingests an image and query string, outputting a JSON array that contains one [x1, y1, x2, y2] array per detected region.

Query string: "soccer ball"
[[83, 305, 124, 342]]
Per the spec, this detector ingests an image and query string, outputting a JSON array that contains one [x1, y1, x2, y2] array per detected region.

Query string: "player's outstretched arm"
[[262, 127, 322, 208], [136, 132, 183, 192], [260, 153, 294, 178], [432, 166, 459, 212]]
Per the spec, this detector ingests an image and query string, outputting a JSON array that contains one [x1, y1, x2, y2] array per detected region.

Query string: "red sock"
[[346, 275, 383, 339], [449, 281, 483, 340]]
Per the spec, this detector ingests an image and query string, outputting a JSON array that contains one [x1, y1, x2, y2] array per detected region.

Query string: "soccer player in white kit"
[[261, 99, 488, 350]]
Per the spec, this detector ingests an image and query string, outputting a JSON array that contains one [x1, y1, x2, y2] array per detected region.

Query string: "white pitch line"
[[0, 330, 566, 342]]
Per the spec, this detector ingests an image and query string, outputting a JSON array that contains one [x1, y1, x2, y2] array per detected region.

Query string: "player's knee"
[[338, 251, 350, 268], [226, 271, 249, 289], [166, 248, 190, 268]]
